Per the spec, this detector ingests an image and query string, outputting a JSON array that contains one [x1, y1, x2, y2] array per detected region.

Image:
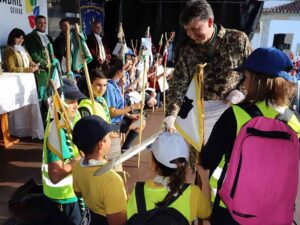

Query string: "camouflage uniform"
[[167, 24, 252, 116]]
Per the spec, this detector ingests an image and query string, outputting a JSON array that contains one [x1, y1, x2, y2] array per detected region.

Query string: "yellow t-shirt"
[[73, 162, 127, 216], [127, 180, 211, 224]]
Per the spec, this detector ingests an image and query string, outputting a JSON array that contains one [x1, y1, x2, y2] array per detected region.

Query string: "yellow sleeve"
[[72, 163, 80, 193], [5, 47, 30, 73], [127, 188, 137, 219], [190, 185, 212, 219], [103, 172, 127, 214]]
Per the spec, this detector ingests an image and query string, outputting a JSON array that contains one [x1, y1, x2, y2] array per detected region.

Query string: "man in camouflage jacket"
[[167, 0, 252, 116]]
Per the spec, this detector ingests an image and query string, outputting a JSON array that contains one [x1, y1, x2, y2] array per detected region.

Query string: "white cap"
[[150, 132, 189, 169]]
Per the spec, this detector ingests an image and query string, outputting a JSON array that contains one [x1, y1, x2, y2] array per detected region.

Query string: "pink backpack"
[[219, 105, 299, 225]]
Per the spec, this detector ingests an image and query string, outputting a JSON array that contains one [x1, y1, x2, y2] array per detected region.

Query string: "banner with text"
[[0, 0, 47, 46]]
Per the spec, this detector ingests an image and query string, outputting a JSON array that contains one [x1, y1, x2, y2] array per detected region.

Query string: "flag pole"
[[49, 79, 83, 158], [197, 64, 206, 150], [66, 23, 72, 77], [136, 52, 147, 168], [139, 53, 147, 145], [49, 79, 72, 135], [195, 63, 206, 187], [75, 23, 96, 115], [163, 33, 169, 113], [153, 34, 163, 112], [117, 23, 126, 101]]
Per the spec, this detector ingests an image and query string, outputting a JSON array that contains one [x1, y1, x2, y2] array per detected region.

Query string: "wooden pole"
[[152, 34, 163, 112], [75, 23, 96, 115], [139, 55, 147, 145], [49, 79, 83, 157], [194, 63, 206, 187], [49, 79, 73, 135], [198, 64, 206, 149], [66, 23, 71, 75], [162, 33, 169, 113]]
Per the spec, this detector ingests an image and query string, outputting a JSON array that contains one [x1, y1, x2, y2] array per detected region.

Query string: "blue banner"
[[80, 0, 105, 36]]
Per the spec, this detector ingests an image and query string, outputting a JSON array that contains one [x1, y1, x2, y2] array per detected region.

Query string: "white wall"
[[251, 15, 300, 56], [0, 0, 47, 46], [267, 20, 300, 54]]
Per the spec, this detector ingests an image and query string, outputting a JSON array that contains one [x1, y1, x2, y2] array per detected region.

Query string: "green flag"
[[71, 29, 92, 71]]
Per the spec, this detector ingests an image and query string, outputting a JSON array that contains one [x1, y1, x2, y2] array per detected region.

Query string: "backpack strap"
[[135, 182, 190, 212], [240, 104, 298, 127], [135, 182, 146, 213], [212, 159, 228, 210], [238, 104, 263, 118], [163, 183, 190, 207], [275, 108, 294, 124]]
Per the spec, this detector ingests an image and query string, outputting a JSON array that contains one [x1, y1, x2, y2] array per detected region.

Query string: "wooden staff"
[[117, 23, 126, 100], [197, 64, 206, 150], [162, 33, 169, 112], [136, 53, 148, 168], [66, 23, 71, 75], [75, 23, 95, 115], [152, 34, 163, 112], [50, 79, 80, 157], [139, 54, 147, 145], [195, 63, 206, 187], [131, 39, 138, 56], [49, 79, 72, 135]]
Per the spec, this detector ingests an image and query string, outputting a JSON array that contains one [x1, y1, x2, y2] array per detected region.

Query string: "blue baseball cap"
[[73, 115, 119, 154], [234, 47, 297, 83], [63, 78, 86, 100]]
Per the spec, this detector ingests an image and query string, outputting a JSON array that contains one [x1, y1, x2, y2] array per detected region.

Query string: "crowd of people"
[[3, 0, 300, 225]]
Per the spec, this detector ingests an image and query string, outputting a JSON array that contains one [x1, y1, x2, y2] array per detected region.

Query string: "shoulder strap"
[[135, 182, 146, 213], [136, 182, 190, 211], [240, 104, 297, 125], [163, 184, 190, 207], [276, 108, 294, 124], [238, 103, 263, 118]]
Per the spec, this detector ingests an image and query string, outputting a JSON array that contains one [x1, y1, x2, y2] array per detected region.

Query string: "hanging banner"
[[0, 0, 48, 46], [80, 0, 105, 36]]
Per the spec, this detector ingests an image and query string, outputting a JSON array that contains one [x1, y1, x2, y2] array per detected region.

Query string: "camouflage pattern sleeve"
[[166, 47, 192, 116], [204, 30, 252, 99], [227, 31, 252, 94]]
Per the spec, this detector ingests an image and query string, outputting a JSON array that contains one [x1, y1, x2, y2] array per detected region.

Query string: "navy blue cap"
[[234, 47, 297, 83], [73, 115, 119, 153], [63, 78, 86, 100]]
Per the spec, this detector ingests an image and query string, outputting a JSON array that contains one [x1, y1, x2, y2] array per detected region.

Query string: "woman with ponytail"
[[127, 132, 211, 224]]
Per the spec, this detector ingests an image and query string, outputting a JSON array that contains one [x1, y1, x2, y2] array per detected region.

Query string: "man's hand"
[[225, 89, 245, 105], [163, 115, 177, 133]]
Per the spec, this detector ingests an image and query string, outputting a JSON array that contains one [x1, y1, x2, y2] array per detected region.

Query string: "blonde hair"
[[243, 72, 296, 106]]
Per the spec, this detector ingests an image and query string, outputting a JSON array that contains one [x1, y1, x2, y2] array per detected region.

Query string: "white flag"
[[175, 75, 202, 151]]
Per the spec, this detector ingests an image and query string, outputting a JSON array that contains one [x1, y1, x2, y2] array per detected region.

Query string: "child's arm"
[[48, 155, 80, 184], [107, 211, 127, 225]]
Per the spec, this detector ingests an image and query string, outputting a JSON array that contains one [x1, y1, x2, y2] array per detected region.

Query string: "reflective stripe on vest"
[[79, 99, 111, 123], [210, 155, 226, 208], [209, 101, 300, 208], [41, 116, 80, 200]]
